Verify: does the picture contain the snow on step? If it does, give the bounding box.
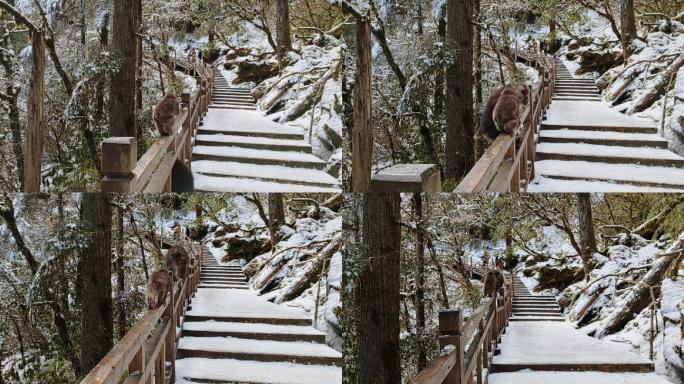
[195,134,311,151]
[193,160,338,186]
[544,101,655,130]
[532,160,684,190]
[177,336,341,363]
[529,176,682,192]
[193,146,327,169]
[489,371,673,384]
[492,322,653,371]
[539,129,668,147]
[200,109,303,137]
[536,143,684,165]
[175,358,341,384]
[186,288,311,323]
[183,320,325,338]
[194,174,340,193]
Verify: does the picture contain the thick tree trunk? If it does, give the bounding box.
[358,193,401,383]
[596,233,684,337]
[620,0,637,59]
[577,193,597,278]
[115,206,126,339]
[24,31,45,192]
[268,193,286,248]
[352,18,372,192]
[276,0,292,70]
[79,193,113,374]
[109,0,139,137]
[445,0,475,181]
[412,193,427,370]
[433,4,446,118]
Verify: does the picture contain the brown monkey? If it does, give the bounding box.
[153,94,181,136]
[484,270,498,298]
[166,244,189,281]
[479,84,531,142]
[171,160,194,193]
[493,84,531,138]
[146,270,171,309]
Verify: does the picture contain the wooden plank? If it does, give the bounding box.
[455,135,513,193]
[414,352,459,384]
[24,31,45,192]
[123,317,170,384]
[142,153,176,193]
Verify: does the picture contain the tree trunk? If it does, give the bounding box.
[276,0,292,70]
[109,0,139,137]
[444,0,475,181]
[620,0,637,59]
[24,31,45,192]
[577,193,597,278]
[596,233,684,337]
[412,193,427,370]
[433,4,446,118]
[358,193,401,383]
[79,193,113,374]
[268,193,285,248]
[630,53,684,113]
[115,206,126,339]
[95,3,110,122]
[352,18,372,192]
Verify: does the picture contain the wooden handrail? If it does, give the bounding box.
[456,50,556,193]
[414,273,513,384]
[80,243,204,384]
[101,62,214,192]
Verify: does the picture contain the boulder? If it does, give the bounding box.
[574,48,624,74]
[536,264,584,290]
[235,60,279,84]
[221,236,271,262]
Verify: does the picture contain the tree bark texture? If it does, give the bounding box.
[109,0,139,137]
[276,0,292,69]
[620,0,637,58]
[24,31,45,192]
[445,0,475,180]
[352,18,372,192]
[79,193,113,375]
[357,193,401,384]
[412,193,427,370]
[577,193,597,277]
[268,193,286,247]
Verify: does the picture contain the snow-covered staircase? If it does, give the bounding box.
[530,59,684,191]
[175,252,342,384]
[511,276,564,322]
[190,70,341,192]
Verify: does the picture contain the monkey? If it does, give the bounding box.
[478,84,531,143]
[153,94,181,136]
[483,269,504,298]
[493,84,531,139]
[165,244,189,281]
[146,270,171,309]
[171,160,194,193]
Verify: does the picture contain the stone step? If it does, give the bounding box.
[555,79,596,84]
[177,337,342,366]
[490,362,654,373]
[195,134,312,153]
[209,103,258,110]
[197,111,305,140]
[555,88,599,94]
[185,313,312,326]
[535,160,684,190]
[175,358,341,384]
[552,95,602,101]
[212,98,255,106]
[510,316,565,322]
[201,278,247,284]
[512,310,562,315]
[193,146,327,170]
[181,321,326,343]
[198,284,250,289]
[541,122,657,134]
[192,160,340,190]
[539,129,669,148]
[536,142,684,167]
[194,175,341,193]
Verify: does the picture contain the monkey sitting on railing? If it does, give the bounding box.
[478,83,531,146]
[153,94,181,136]
[484,269,505,298]
[146,270,171,309]
[166,244,189,281]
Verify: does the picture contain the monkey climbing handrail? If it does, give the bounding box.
[413,274,513,384]
[80,242,203,384]
[100,63,214,192]
[456,50,556,193]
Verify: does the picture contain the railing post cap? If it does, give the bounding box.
[102,137,137,176]
[370,163,441,192]
[439,309,463,333]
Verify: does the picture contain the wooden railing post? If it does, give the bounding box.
[164,274,176,383]
[370,164,442,192]
[439,310,464,384]
[352,16,372,192]
[101,137,137,192]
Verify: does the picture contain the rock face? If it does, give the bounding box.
[534,264,584,290]
[567,48,624,74]
[217,236,271,262]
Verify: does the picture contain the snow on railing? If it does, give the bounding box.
[100,62,213,192]
[80,243,203,384]
[413,273,513,384]
[456,51,556,193]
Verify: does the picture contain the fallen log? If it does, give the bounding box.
[277,233,342,302]
[595,232,684,337]
[279,61,338,123]
[629,53,684,113]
